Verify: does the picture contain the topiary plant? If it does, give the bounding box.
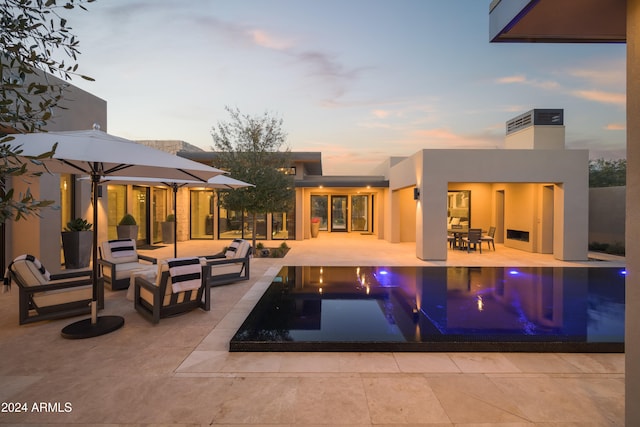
[118,214,136,226]
[64,218,92,231]
[166,213,175,222]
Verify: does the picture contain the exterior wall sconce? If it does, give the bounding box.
[413,187,420,200]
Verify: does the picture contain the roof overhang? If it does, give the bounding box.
[296,176,388,188]
[489,0,627,43]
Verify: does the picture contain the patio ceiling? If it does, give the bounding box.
[489,0,626,43]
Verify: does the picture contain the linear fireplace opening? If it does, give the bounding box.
[507,229,530,242]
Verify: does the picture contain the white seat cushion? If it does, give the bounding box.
[225,239,250,259]
[32,279,92,308]
[101,239,140,264]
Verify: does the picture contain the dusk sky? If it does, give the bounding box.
[64,0,626,175]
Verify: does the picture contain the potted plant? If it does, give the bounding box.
[61,218,93,269]
[117,213,138,240]
[310,217,320,238]
[161,213,175,244]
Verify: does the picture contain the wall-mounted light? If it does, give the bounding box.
[413,187,420,200]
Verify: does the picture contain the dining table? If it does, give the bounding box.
[447,227,485,250]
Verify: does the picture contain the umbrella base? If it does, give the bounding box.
[61,315,125,339]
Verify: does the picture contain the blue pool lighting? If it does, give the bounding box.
[230,266,625,353]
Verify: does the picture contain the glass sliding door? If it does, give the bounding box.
[331,195,348,231]
[351,195,368,231]
[132,185,149,245]
[107,185,126,240]
[60,174,74,264]
[152,187,168,243]
[272,205,296,240]
[190,190,214,239]
[311,195,328,231]
[219,207,243,239]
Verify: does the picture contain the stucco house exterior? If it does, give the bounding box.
[177,108,589,263]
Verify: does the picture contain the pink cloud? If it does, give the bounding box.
[248,29,292,50]
[372,109,390,118]
[572,90,626,106]
[605,123,626,131]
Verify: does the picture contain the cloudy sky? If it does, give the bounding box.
[62,0,627,174]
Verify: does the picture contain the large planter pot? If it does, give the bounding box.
[61,230,92,269]
[161,222,175,244]
[117,225,138,240]
[310,222,320,238]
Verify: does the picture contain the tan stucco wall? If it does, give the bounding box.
[28,73,107,132]
[505,125,565,150]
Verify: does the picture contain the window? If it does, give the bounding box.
[447,190,471,228]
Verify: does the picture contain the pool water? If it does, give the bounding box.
[230,266,625,352]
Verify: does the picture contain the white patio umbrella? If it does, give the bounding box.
[94,174,255,257]
[9,126,225,338]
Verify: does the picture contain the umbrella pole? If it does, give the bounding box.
[173,184,178,258]
[60,171,125,339]
[91,173,100,324]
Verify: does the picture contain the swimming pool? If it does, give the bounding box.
[230,266,625,352]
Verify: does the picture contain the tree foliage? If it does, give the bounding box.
[1,0,95,133]
[0,142,57,222]
[1,0,94,223]
[589,158,626,188]
[211,106,294,246]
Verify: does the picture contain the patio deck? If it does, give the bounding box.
[0,234,625,425]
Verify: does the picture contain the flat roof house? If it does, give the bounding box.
[177,108,588,262]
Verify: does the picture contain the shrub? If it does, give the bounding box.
[256,242,265,250]
[270,248,282,258]
[118,214,137,226]
[166,214,175,222]
[65,218,92,231]
[589,241,626,256]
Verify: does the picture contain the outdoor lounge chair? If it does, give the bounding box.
[98,239,157,290]
[203,238,251,287]
[133,257,209,324]
[5,254,103,325]
[461,228,483,253]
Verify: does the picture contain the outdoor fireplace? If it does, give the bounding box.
[507,229,530,242]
